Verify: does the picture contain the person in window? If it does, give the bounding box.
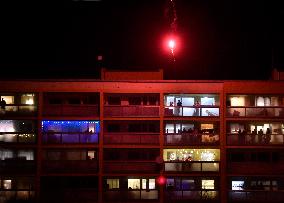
[194,100,200,116]
[176,100,182,116]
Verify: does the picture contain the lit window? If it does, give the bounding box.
[142,179,155,190]
[107,179,119,189]
[3,180,12,189]
[201,97,215,105]
[128,179,140,189]
[149,179,155,189]
[21,94,35,105]
[0,96,14,104]
[87,151,96,160]
[232,181,244,190]
[202,180,214,189]
[230,97,245,106]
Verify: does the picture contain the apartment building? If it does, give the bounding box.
[1,70,284,203]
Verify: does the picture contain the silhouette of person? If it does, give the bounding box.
[176,100,182,115]
[1,98,6,110]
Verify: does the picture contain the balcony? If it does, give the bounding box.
[0,159,35,174]
[164,190,219,201]
[0,133,36,144]
[164,106,219,117]
[0,190,35,202]
[164,161,219,172]
[227,133,284,145]
[63,189,98,203]
[165,133,219,146]
[42,160,98,173]
[227,162,284,174]
[42,132,99,144]
[103,190,159,201]
[229,190,284,202]
[103,161,159,173]
[0,104,37,117]
[104,105,159,117]
[43,104,99,117]
[227,107,284,118]
[104,133,159,145]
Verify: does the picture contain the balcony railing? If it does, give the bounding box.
[103,161,159,173]
[0,132,36,143]
[42,132,99,144]
[227,107,284,117]
[165,190,219,201]
[227,133,284,145]
[43,104,99,117]
[42,160,98,173]
[0,160,36,173]
[103,190,159,201]
[165,133,219,145]
[164,161,220,172]
[104,105,160,117]
[228,190,284,202]
[164,106,219,117]
[104,132,159,145]
[228,162,284,174]
[0,104,37,116]
[0,190,35,202]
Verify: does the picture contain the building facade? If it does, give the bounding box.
[1,77,284,203]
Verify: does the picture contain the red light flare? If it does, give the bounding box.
[156,175,166,186]
[162,34,181,57]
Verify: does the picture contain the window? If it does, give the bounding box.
[108,97,121,105]
[128,179,140,189]
[3,180,12,189]
[182,179,195,190]
[87,151,96,160]
[232,181,244,190]
[142,179,155,190]
[202,180,214,189]
[0,96,14,104]
[21,94,35,105]
[107,179,119,189]
[230,96,245,106]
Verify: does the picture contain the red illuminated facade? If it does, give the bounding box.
[1,71,284,203]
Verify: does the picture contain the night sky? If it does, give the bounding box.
[1,0,283,80]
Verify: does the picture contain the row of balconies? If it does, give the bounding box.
[2,93,284,118]
[3,175,284,203]
[3,132,284,146]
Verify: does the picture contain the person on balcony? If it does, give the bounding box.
[264,128,271,144]
[194,100,200,116]
[176,100,182,116]
[258,129,264,144]
[0,98,6,111]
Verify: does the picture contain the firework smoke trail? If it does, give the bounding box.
[167,0,178,33]
[165,0,178,62]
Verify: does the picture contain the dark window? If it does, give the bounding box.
[107,124,120,132]
[230,153,245,162]
[49,98,62,104]
[68,98,81,104]
[149,96,158,105]
[129,124,140,132]
[129,97,141,105]
[272,152,280,162]
[108,97,121,105]
[258,152,270,162]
